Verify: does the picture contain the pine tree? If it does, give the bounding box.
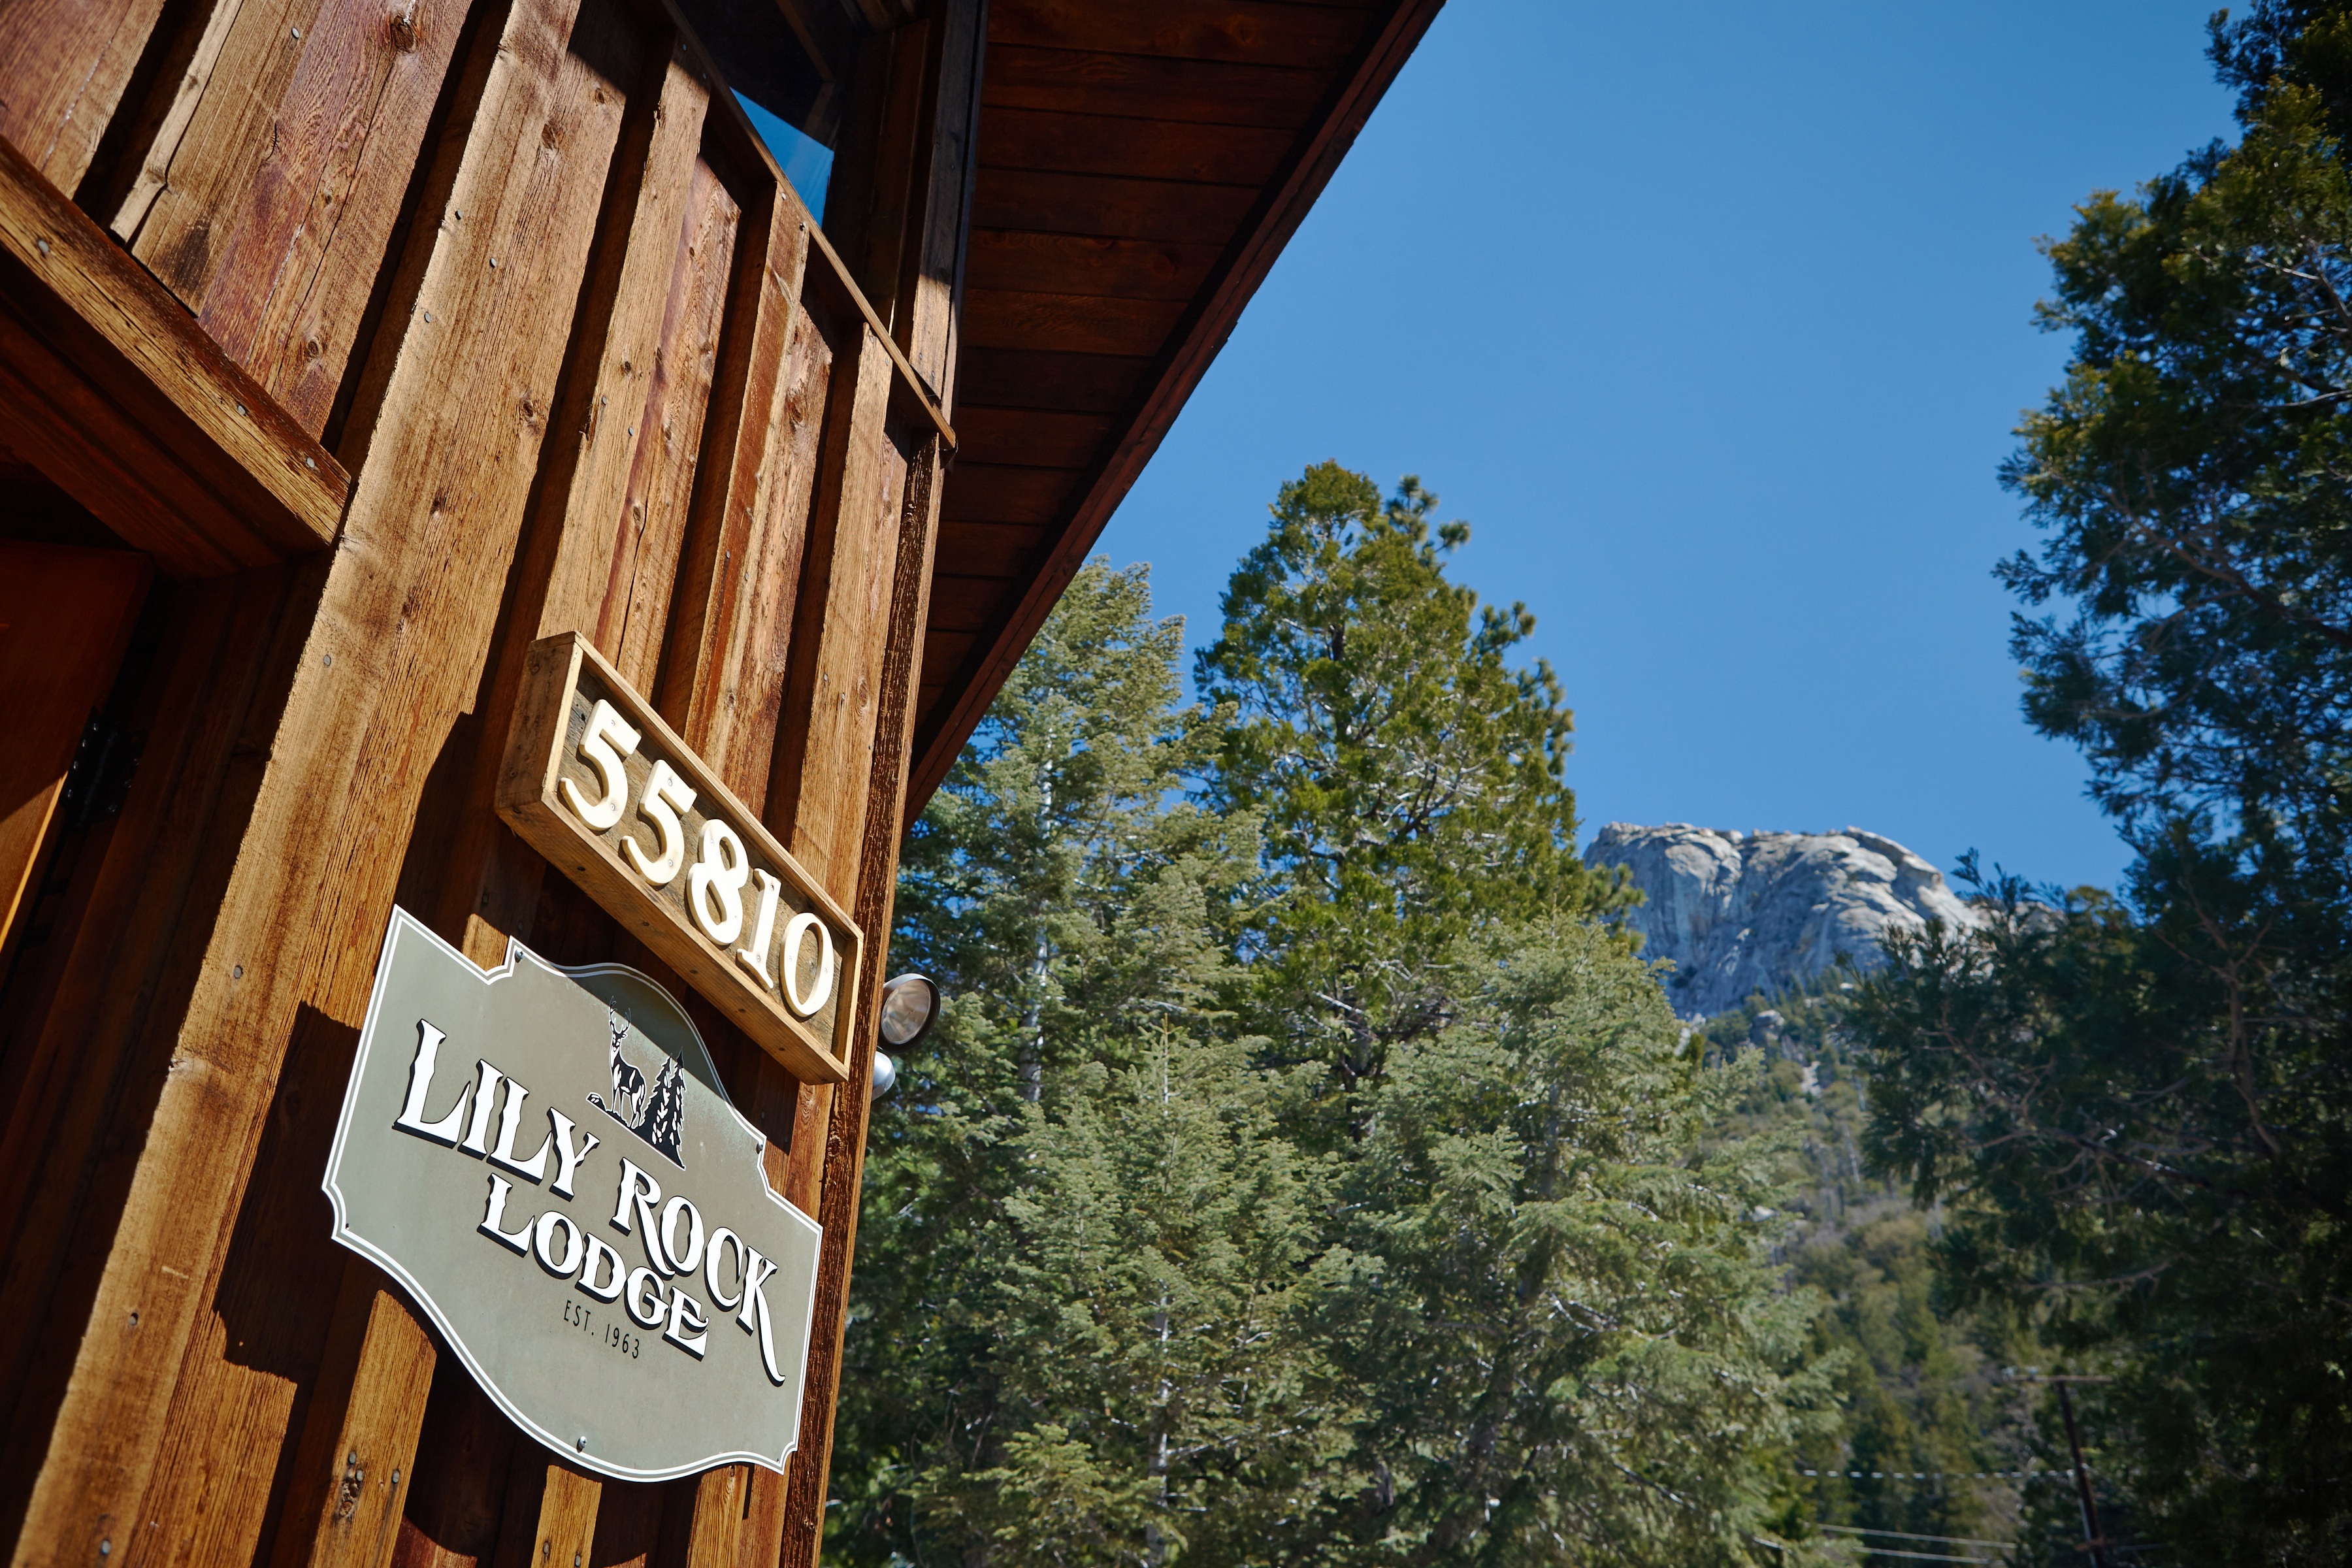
[924,1034,1352,1567]
[839,491,1838,1568]
[1194,463,1620,1092]
[832,561,1261,1564]
[1310,921,1837,1566]
[1851,10,2352,1553]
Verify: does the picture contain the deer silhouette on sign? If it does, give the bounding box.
[587,1009,685,1168]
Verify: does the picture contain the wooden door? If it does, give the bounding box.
[0,540,149,970]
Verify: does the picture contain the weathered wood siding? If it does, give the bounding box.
[0,0,981,1563]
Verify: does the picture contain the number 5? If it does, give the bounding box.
[623,760,696,887]
[561,700,640,830]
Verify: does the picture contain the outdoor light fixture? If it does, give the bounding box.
[871,973,938,1101]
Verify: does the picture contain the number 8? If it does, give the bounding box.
[688,821,751,945]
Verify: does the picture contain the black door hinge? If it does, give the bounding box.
[60,713,145,833]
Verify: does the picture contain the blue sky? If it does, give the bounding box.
[1091,1,2241,894]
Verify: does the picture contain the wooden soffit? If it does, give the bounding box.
[907,0,1446,808]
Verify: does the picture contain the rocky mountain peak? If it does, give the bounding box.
[1585,823,1981,1019]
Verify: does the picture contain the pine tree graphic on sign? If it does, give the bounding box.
[642,1058,685,1164]
[587,1009,687,1168]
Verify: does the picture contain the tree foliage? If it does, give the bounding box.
[838,476,1831,1567]
[1195,463,1616,1088]
[833,563,1260,1561]
[1320,924,1832,1566]
[927,1035,1351,1568]
[1853,11,2352,1558]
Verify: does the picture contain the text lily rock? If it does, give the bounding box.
[393,1019,798,1382]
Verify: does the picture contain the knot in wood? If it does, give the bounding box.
[387,11,417,50]
[334,1456,365,1522]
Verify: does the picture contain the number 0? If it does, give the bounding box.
[778,913,836,1018]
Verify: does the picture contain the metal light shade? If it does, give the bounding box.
[870,974,937,1102]
[878,973,938,1049]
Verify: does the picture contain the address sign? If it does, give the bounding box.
[497,632,860,1085]
[325,907,823,1480]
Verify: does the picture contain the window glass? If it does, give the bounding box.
[735,92,833,223]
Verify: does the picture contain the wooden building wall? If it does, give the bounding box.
[0,0,981,1563]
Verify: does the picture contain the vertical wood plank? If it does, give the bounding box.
[387,1378,515,1568]
[485,1462,596,1568]
[671,1468,742,1568]
[654,186,812,762]
[98,0,255,233]
[0,0,169,191]
[1,0,635,1548]
[262,1264,436,1568]
[536,37,711,679]
[578,1477,665,1568]
[714,1041,811,1568]
[116,0,468,433]
[712,302,834,800]
[892,0,981,412]
[592,148,740,687]
[0,563,318,1548]
[777,434,944,1568]
[123,1005,403,1568]
[244,0,470,431]
[765,321,903,898]
[425,29,710,969]
[122,0,343,293]
[818,20,922,333]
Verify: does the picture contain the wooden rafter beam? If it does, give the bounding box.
[0,135,347,578]
[903,0,1448,811]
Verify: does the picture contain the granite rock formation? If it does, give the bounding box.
[1585,823,1982,1019]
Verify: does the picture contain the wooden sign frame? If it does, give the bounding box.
[498,632,860,1085]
